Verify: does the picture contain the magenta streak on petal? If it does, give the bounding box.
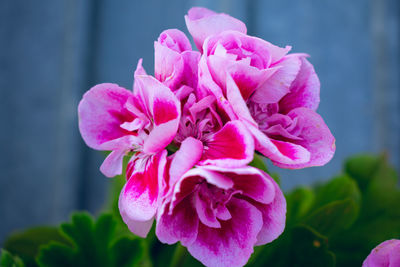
[156,194,199,246]
[153,99,179,125]
[200,120,254,167]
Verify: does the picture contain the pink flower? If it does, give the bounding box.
[190,11,335,168]
[79,61,181,237]
[174,88,254,168]
[185,7,247,52]
[154,29,200,91]
[78,61,180,177]
[363,239,400,267]
[155,138,286,267]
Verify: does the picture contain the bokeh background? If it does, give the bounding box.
[1,0,399,244]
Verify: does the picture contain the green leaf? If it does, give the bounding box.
[313,175,361,210]
[36,243,75,267]
[4,227,69,267]
[286,187,315,225]
[289,225,336,267]
[36,213,144,267]
[344,154,382,191]
[249,154,269,172]
[109,237,143,267]
[1,249,25,267]
[305,198,359,237]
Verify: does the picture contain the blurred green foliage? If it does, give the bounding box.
[1,154,399,266]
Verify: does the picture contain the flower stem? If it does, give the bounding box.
[170,244,187,267]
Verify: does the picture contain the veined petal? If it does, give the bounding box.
[118,150,167,236]
[200,121,254,167]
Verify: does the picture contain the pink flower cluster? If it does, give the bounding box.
[78,7,335,267]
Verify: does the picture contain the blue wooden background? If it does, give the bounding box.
[1,0,399,243]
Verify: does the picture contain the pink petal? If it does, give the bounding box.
[181,50,201,88]
[195,190,221,228]
[154,41,184,89]
[253,177,286,245]
[225,73,257,124]
[157,29,192,52]
[198,56,238,119]
[247,122,311,165]
[363,239,400,267]
[100,149,126,177]
[156,194,199,246]
[78,83,134,150]
[119,150,167,236]
[226,167,276,205]
[251,55,302,104]
[169,137,203,186]
[185,7,247,52]
[279,56,320,113]
[200,121,254,167]
[133,75,181,154]
[187,198,263,267]
[183,167,234,191]
[272,108,335,169]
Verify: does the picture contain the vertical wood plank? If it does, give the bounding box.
[253,0,376,189]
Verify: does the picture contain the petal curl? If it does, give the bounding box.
[185,7,247,52]
[279,56,320,113]
[133,75,181,154]
[78,83,134,150]
[272,108,335,168]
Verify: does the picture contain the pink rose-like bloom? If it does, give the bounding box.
[156,138,286,267]
[79,60,181,237]
[154,29,200,90]
[186,7,335,168]
[363,239,400,267]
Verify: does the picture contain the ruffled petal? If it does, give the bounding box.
[247,122,311,165]
[279,56,320,113]
[187,198,263,267]
[251,55,301,104]
[272,108,335,168]
[185,7,247,52]
[156,194,199,246]
[253,176,286,245]
[133,75,181,154]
